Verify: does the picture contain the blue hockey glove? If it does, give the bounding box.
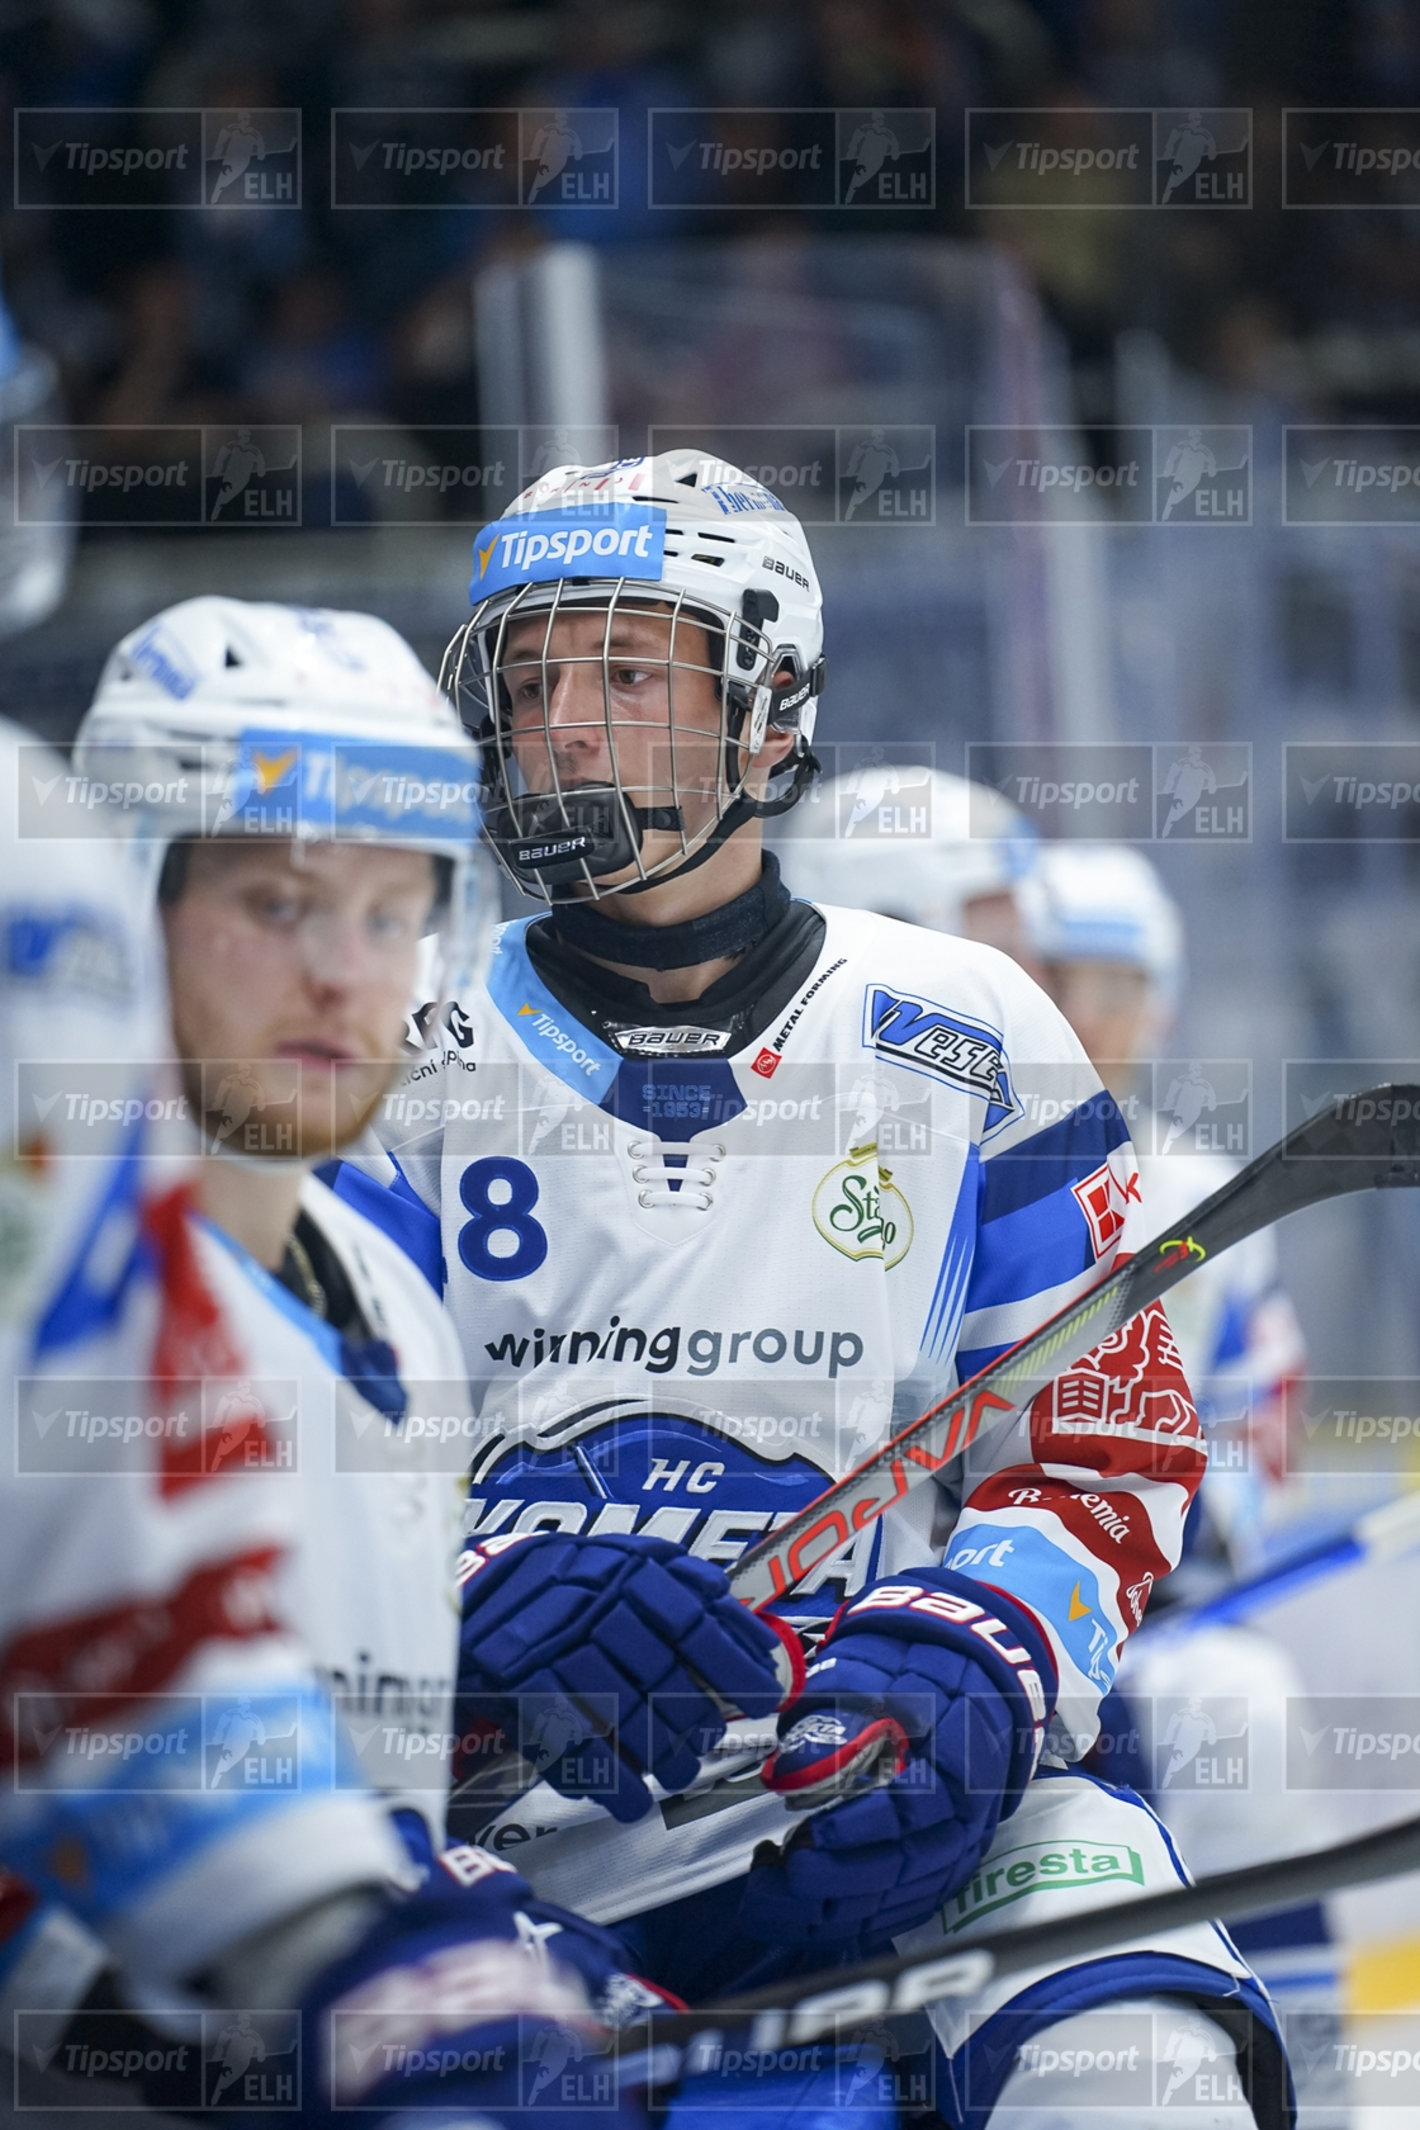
[739,1568,1056,1954]
[297,1842,659,2130]
[455,1531,803,1824]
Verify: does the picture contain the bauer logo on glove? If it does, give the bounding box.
[742,1566,1057,1955]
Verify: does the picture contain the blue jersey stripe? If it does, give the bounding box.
[1211,1292,1251,1367]
[960,1182,1096,1316]
[953,1337,1014,1382]
[979,1096,1130,1225]
[921,1141,980,1362]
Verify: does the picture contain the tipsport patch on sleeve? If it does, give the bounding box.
[469,504,667,600]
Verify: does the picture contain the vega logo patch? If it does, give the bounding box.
[864,986,1018,1127]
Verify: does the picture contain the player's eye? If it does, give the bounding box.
[367,902,420,944]
[242,884,304,927]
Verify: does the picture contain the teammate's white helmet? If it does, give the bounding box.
[774,769,1037,934]
[442,449,826,902]
[1029,842,1185,1006]
[74,597,486,996]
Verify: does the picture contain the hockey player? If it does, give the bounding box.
[0,643,647,2126]
[1026,841,1343,2107]
[1027,841,1306,1561]
[342,452,1291,2127]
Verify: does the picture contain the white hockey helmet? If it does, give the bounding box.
[442,449,826,902]
[74,597,486,998]
[1029,842,1185,1007]
[774,768,1037,934]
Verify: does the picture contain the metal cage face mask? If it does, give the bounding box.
[443,578,807,904]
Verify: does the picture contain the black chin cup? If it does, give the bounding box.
[486,786,682,890]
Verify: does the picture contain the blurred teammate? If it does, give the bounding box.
[0,623,646,2128]
[1029,841,1305,1559]
[773,766,1042,975]
[1028,841,1344,2111]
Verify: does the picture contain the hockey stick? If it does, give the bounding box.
[450,1086,1420,1823]
[729,1083,1420,1607]
[627,1806,1420,2062]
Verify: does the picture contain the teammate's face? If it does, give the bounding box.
[162,840,433,1159]
[1046,959,1153,1080]
[962,889,1043,979]
[499,602,792,886]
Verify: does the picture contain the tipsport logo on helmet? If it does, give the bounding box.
[469,504,668,602]
[211,730,479,847]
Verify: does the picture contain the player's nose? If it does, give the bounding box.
[542,654,606,735]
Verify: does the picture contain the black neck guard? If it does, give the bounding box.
[548,852,792,972]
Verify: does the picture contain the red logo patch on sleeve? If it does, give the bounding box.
[1030,1303,1204,1483]
[1071,1159,1139,1260]
[751,1048,781,1079]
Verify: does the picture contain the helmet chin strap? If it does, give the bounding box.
[607,740,820,899]
[550,849,793,971]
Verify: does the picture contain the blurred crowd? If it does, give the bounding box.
[3,0,1420,459]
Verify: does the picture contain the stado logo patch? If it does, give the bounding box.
[469,504,667,598]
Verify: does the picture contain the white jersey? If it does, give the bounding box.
[0,719,415,1992]
[360,902,1206,1922]
[188,1174,469,1833]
